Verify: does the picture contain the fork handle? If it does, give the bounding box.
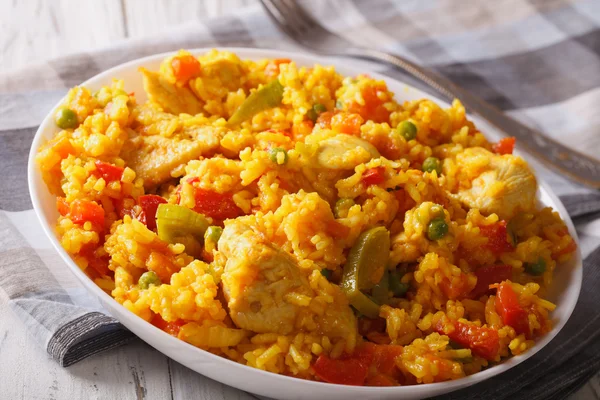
[346,48,600,189]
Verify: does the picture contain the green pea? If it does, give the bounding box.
[525,258,546,276]
[55,108,78,129]
[389,270,409,297]
[138,271,161,290]
[422,157,442,175]
[334,198,355,218]
[427,217,449,241]
[306,108,318,122]
[321,269,332,280]
[268,147,288,165]
[398,121,417,141]
[313,103,327,113]
[206,226,223,243]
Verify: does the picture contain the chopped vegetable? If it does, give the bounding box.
[331,112,364,135]
[70,200,105,228]
[480,221,514,255]
[397,121,417,141]
[422,157,442,174]
[151,313,185,337]
[525,258,546,276]
[138,271,161,289]
[171,55,201,83]
[156,203,209,248]
[57,197,70,216]
[55,108,78,129]
[228,80,284,125]
[334,198,355,219]
[268,147,288,165]
[389,270,409,297]
[434,319,500,360]
[341,227,390,318]
[371,269,390,304]
[493,137,516,155]
[94,160,124,182]
[306,103,326,122]
[138,194,167,231]
[313,346,374,386]
[193,188,242,221]
[470,264,512,298]
[495,282,530,336]
[362,167,386,186]
[264,58,291,78]
[427,217,449,241]
[321,269,332,280]
[206,226,223,244]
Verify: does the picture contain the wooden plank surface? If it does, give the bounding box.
[0,1,599,399]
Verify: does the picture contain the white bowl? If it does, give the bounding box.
[28,48,582,400]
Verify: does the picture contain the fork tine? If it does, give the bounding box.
[260,0,318,38]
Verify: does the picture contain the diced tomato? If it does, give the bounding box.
[331,112,364,135]
[470,264,513,298]
[480,221,514,255]
[316,111,335,129]
[150,313,186,337]
[493,137,516,155]
[327,220,350,239]
[265,58,291,78]
[362,167,386,186]
[171,55,201,83]
[79,243,111,277]
[313,345,374,386]
[193,188,242,221]
[70,200,105,228]
[138,194,167,231]
[370,343,404,375]
[365,374,397,386]
[94,160,124,182]
[434,319,500,360]
[57,197,70,216]
[52,137,75,158]
[495,282,530,336]
[348,85,391,123]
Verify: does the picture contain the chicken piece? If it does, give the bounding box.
[121,125,222,188]
[454,147,537,220]
[141,68,204,115]
[218,218,356,336]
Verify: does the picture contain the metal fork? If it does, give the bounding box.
[260,0,600,189]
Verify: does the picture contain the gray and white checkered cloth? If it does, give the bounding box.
[1,1,600,399]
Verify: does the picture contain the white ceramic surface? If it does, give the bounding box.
[28,48,582,400]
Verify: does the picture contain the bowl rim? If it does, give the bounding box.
[27,47,583,397]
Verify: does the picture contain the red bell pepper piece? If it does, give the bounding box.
[434,319,500,360]
[495,282,530,336]
[362,167,386,186]
[313,345,374,386]
[470,265,513,298]
[70,200,105,228]
[493,137,516,155]
[480,221,514,255]
[94,160,124,182]
[193,188,241,221]
[138,194,167,231]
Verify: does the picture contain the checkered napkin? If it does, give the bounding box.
[1,0,600,398]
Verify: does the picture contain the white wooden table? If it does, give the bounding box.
[1,1,599,399]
